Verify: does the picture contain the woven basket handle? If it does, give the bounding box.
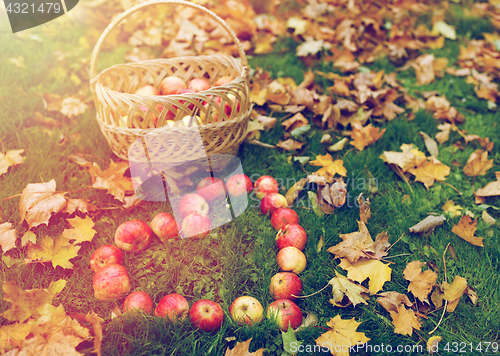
[89,0,249,81]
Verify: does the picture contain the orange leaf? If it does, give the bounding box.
[315,315,370,356]
[276,139,305,151]
[451,215,484,247]
[389,305,421,336]
[403,261,438,302]
[348,122,386,151]
[463,149,494,177]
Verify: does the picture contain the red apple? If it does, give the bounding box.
[189,299,224,332]
[181,214,212,239]
[139,103,166,127]
[160,76,187,95]
[255,175,280,199]
[214,94,240,119]
[260,193,287,215]
[155,293,190,322]
[269,272,302,300]
[277,246,307,274]
[229,296,264,326]
[178,193,209,219]
[93,264,131,301]
[90,244,124,273]
[135,84,160,96]
[276,223,307,251]
[196,177,227,203]
[123,291,154,314]
[215,76,235,86]
[188,78,211,92]
[271,208,299,230]
[150,212,179,242]
[267,299,303,331]
[114,219,152,253]
[226,174,253,197]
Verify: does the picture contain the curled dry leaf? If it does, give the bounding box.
[403,261,438,302]
[294,312,319,333]
[427,336,442,354]
[451,215,484,247]
[281,112,309,131]
[357,193,371,224]
[329,272,370,308]
[19,179,68,229]
[285,178,308,207]
[87,161,134,203]
[419,131,438,157]
[0,149,25,176]
[0,222,17,253]
[408,214,446,235]
[475,171,500,202]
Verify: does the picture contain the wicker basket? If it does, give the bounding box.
[89,0,251,166]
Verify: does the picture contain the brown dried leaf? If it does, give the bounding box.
[19,180,67,229]
[0,222,17,253]
[357,194,371,224]
[60,97,88,118]
[463,150,494,177]
[329,272,370,308]
[89,161,134,203]
[408,215,446,234]
[389,305,421,336]
[377,291,413,313]
[412,54,436,85]
[285,178,308,207]
[403,261,438,302]
[476,172,500,199]
[63,199,97,215]
[42,92,63,112]
[0,149,25,177]
[276,139,305,152]
[348,122,386,151]
[442,275,468,312]
[281,113,309,131]
[327,221,374,263]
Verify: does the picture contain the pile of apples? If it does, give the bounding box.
[119,75,239,127]
[89,173,308,333]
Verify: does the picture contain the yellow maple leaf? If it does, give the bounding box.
[463,149,494,177]
[442,200,463,217]
[224,338,265,356]
[442,275,468,312]
[315,315,370,356]
[19,180,67,229]
[348,122,386,151]
[328,272,370,308]
[0,322,31,352]
[408,156,450,189]
[403,261,438,302]
[2,279,66,323]
[451,215,484,247]
[90,160,134,203]
[309,154,347,183]
[0,149,25,176]
[250,83,267,106]
[380,144,426,172]
[338,258,392,294]
[389,305,421,336]
[0,222,17,253]
[26,236,81,269]
[61,216,97,244]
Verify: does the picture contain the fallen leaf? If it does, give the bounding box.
[329,179,347,207]
[250,83,267,106]
[26,236,81,269]
[307,191,324,217]
[286,17,308,35]
[427,336,442,354]
[348,122,386,151]
[389,304,421,336]
[281,113,309,131]
[224,338,265,356]
[42,93,63,112]
[329,272,370,307]
[442,200,463,217]
[315,315,369,356]
[412,54,436,85]
[435,123,453,144]
[451,215,484,247]
[327,221,374,263]
[408,156,450,189]
[296,37,331,57]
[19,180,67,229]
[328,137,349,152]
[475,171,500,201]
[282,327,303,354]
[408,214,446,234]
[377,291,413,313]
[431,21,456,39]
[419,131,438,157]
[88,161,134,203]
[277,139,305,151]
[285,178,308,207]
[0,149,25,176]
[339,258,392,294]
[309,154,347,182]
[442,275,468,312]
[317,235,324,253]
[357,193,371,224]
[0,222,17,253]
[482,210,496,225]
[403,261,438,302]
[61,216,97,244]
[9,55,25,68]
[63,199,98,215]
[21,231,37,247]
[463,150,494,177]
[60,97,88,118]
[294,312,318,333]
[256,115,277,131]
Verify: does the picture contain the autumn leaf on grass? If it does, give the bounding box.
[26,236,80,269]
[2,279,67,322]
[19,179,67,229]
[309,154,347,183]
[389,304,422,336]
[0,222,17,253]
[250,83,267,106]
[328,272,370,308]
[63,199,98,215]
[0,149,25,176]
[408,215,446,234]
[348,122,386,151]
[403,261,438,302]
[463,150,494,177]
[60,97,88,118]
[408,156,450,189]
[475,172,500,203]
[285,178,308,207]
[328,221,374,263]
[224,338,265,356]
[62,216,97,244]
[380,143,426,172]
[277,139,305,151]
[281,113,309,132]
[412,54,436,85]
[266,80,290,105]
[451,215,484,247]
[442,200,462,217]
[357,194,371,224]
[442,276,468,312]
[339,258,392,294]
[315,315,369,356]
[377,291,413,313]
[89,161,134,203]
[435,123,453,144]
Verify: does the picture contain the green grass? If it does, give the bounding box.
[1,2,500,356]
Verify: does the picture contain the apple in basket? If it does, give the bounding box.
[160,76,187,95]
[197,177,227,203]
[150,212,180,242]
[181,214,212,239]
[215,76,235,86]
[93,263,131,301]
[135,85,160,96]
[178,193,210,218]
[267,299,303,331]
[271,208,299,230]
[155,293,190,322]
[122,291,154,314]
[114,219,152,253]
[188,78,211,92]
[90,244,124,273]
[189,299,224,332]
[269,272,302,300]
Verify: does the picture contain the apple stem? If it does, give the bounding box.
[292,283,329,299]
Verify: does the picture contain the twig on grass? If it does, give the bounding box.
[428,242,451,335]
[292,283,330,299]
[386,233,404,253]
